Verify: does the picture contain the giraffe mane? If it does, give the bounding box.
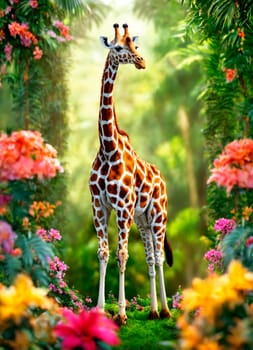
[113,104,130,139]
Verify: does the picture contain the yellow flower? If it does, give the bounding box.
[197,338,222,350]
[177,318,201,349]
[0,274,54,326]
[178,261,253,350]
[181,261,253,322]
[227,260,253,291]
[181,274,225,323]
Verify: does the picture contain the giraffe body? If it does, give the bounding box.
[89,24,173,325]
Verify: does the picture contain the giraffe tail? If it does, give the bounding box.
[164,235,173,267]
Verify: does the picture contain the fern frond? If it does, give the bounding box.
[3,255,22,284]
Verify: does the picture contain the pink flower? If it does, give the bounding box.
[48,228,62,241]
[172,289,182,309]
[29,0,38,8]
[204,249,223,272]
[214,218,236,238]
[54,308,120,350]
[5,6,12,14]
[33,46,43,60]
[4,43,13,62]
[0,194,11,207]
[207,139,253,193]
[53,20,72,41]
[36,228,61,242]
[0,220,17,254]
[246,236,253,247]
[0,130,63,181]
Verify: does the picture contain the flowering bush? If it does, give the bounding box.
[0,273,60,349]
[0,0,72,70]
[0,130,85,311]
[0,274,120,350]
[0,130,63,181]
[177,260,253,350]
[207,138,253,193]
[203,218,236,273]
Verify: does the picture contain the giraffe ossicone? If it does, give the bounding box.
[89,23,173,326]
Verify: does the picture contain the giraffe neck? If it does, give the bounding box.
[99,55,124,156]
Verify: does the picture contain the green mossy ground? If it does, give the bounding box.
[105,304,179,350]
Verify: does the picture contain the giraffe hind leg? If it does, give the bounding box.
[135,216,159,319]
[152,232,171,319]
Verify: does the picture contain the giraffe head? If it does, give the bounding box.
[100,23,146,70]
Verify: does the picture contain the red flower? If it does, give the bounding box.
[29,0,38,8]
[238,28,245,38]
[246,236,253,247]
[223,68,237,82]
[54,308,120,350]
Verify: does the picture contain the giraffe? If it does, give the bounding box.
[89,23,173,325]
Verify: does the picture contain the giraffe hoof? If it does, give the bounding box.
[148,310,159,320]
[160,309,171,319]
[113,314,127,326]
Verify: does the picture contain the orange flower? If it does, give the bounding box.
[0,207,7,215]
[29,201,56,221]
[0,29,5,42]
[242,206,253,221]
[22,217,30,228]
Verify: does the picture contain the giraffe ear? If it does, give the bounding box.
[132,36,139,43]
[100,36,114,49]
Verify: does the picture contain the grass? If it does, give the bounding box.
[105,303,179,350]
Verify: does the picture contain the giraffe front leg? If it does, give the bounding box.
[114,213,133,326]
[97,246,109,310]
[114,247,128,326]
[91,198,111,311]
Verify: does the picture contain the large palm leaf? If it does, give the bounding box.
[55,0,108,21]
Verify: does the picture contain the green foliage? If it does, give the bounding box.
[221,225,253,271]
[182,0,253,224]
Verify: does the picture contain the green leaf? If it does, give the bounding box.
[29,236,54,267]
[3,255,22,283]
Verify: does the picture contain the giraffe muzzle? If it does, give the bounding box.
[134,56,146,69]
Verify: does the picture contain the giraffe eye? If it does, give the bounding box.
[115,46,123,52]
